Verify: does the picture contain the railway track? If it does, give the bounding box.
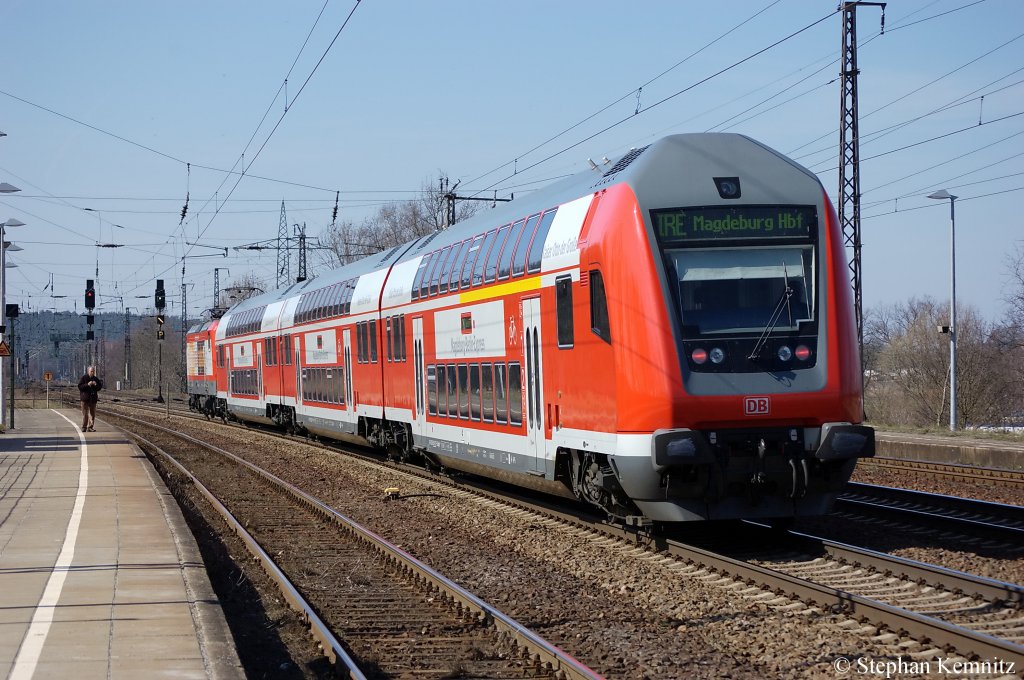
[835,483,1024,546]
[102,402,1024,667]
[110,410,600,680]
[857,456,1024,489]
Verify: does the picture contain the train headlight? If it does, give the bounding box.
[795,345,812,361]
[777,345,792,362]
[709,347,725,364]
[691,348,708,365]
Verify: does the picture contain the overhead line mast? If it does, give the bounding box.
[838,1,885,369]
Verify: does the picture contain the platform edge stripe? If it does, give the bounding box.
[9,411,90,680]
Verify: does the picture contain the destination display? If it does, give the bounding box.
[652,205,816,242]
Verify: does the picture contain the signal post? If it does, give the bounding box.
[156,279,165,403]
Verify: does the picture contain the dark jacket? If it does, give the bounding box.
[78,374,103,404]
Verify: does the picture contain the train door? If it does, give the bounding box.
[343,329,353,410]
[294,335,302,405]
[411,317,425,438]
[522,297,545,474]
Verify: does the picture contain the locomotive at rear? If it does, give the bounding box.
[571,134,873,522]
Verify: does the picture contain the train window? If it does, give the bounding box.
[498,220,525,280]
[427,365,437,415]
[446,364,458,418]
[385,318,393,362]
[301,369,307,399]
[438,364,449,417]
[342,281,354,315]
[481,363,493,422]
[339,368,346,405]
[437,243,459,294]
[460,234,485,289]
[284,335,293,365]
[326,369,334,403]
[396,315,405,361]
[527,209,558,274]
[556,275,574,348]
[429,246,453,296]
[484,225,510,283]
[495,363,508,425]
[507,362,523,427]
[668,246,814,336]
[311,289,322,321]
[472,230,498,287]
[525,335,533,428]
[445,240,470,292]
[411,257,430,300]
[458,364,470,419]
[357,322,366,363]
[369,319,378,363]
[469,363,481,421]
[512,214,540,278]
[331,284,341,317]
[420,250,440,299]
[590,270,611,344]
[217,346,226,368]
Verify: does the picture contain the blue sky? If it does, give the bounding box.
[2,0,1022,323]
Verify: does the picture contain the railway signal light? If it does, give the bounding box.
[155,279,166,310]
[85,279,95,310]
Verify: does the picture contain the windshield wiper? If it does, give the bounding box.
[748,263,794,361]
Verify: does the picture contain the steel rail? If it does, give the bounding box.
[858,457,1024,487]
[838,483,1024,543]
[122,428,367,680]
[659,536,1024,666]
[107,409,603,680]
[782,529,1024,605]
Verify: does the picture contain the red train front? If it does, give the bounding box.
[190,133,872,523]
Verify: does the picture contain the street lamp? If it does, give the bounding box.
[0,209,24,430]
[927,189,958,431]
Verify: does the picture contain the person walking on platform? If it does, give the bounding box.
[78,366,103,432]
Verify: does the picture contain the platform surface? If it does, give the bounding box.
[0,409,243,680]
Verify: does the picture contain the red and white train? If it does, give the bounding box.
[187,133,873,523]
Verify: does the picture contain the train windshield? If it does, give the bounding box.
[652,205,817,338]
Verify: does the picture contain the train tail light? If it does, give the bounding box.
[691,348,708,365]
[795,345,812,361]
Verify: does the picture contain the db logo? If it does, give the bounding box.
[744,396,771,416]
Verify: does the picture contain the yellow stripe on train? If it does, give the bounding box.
[459,275,542,304]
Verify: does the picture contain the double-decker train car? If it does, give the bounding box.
[185,319,222,418]
[189,133,873,523]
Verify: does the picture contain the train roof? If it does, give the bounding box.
[217,133,820,321]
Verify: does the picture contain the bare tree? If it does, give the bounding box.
[1004,243,1024,336]
[319,173,479,268]
[865,298,1018,427]
[222,272,269,308]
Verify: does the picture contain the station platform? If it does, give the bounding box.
[0,409,243,679]
[876,430,1024,469]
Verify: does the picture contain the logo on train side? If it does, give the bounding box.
[744,396,770,416]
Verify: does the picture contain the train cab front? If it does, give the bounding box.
[634,194,875,521]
